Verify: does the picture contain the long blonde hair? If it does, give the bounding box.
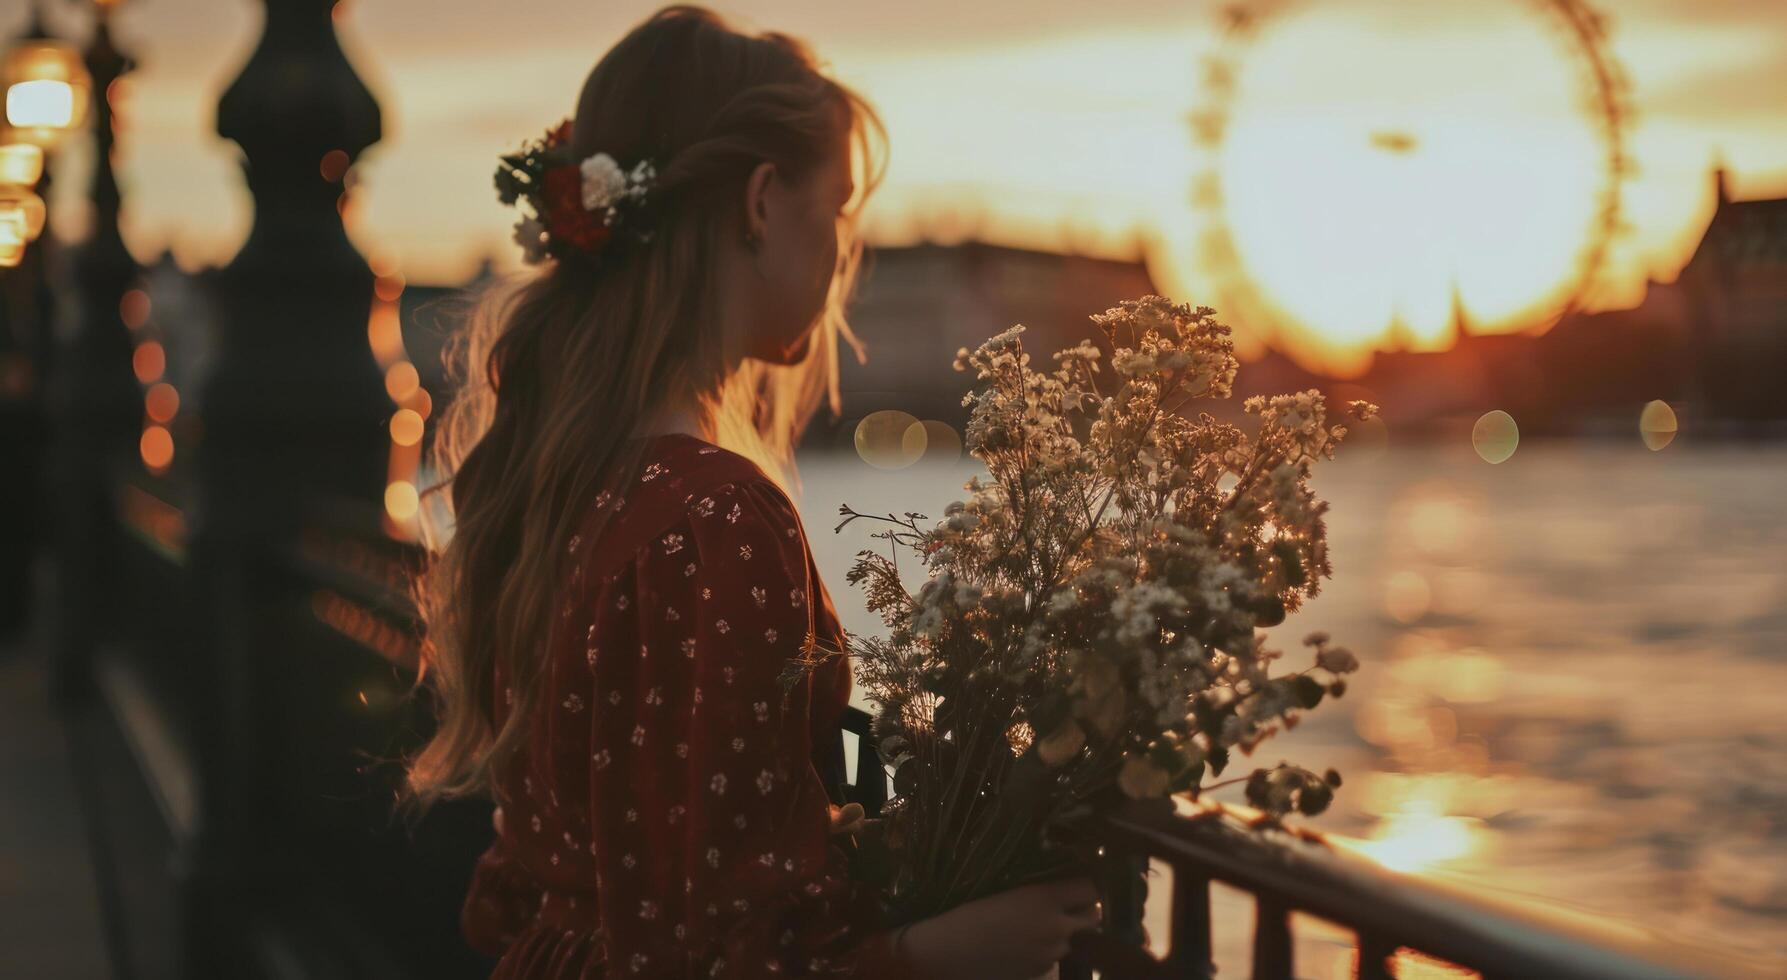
[407,5,886,807]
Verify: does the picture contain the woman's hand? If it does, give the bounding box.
[896,877,1101,980]
[828,802,866,835]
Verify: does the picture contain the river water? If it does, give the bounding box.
[790,441,1787,976]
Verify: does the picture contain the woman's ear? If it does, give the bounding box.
[743,160,776,244]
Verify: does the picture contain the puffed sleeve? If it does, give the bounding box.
[586,479,912,978]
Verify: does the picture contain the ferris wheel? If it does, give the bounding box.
[1189,0,1634,347]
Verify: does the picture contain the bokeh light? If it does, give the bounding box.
[319,148,350,183]
[120,289,152,330]
[1384,570,1432,624]
[389,408,425,447]
[0,143,44,185]
[132,341,166,384]
[907,419,963,462]
[405,386,433,420]
[384,361,420,402]
[0,187,45,241]
[855,409,924,469]
[384,481,420,522]
[145,382,179,423]
[139,425,174,471]
[0,214,24,268]
[5,79,74,129]
[367,302,405,365]
[1470,410,1519,464]
[1639,400,1678,451]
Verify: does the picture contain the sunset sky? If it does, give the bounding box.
[16,0,1787,369]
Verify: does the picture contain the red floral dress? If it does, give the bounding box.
[459,434,911,979]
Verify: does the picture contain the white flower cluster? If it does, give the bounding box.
[580,151,657,226]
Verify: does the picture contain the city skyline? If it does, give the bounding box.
[15,0,1787,370]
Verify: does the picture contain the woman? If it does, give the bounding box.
[408,7,1100,979]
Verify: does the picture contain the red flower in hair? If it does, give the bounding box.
[542,164,612,253]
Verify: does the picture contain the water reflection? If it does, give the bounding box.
[793,442,1787,972]
[1335,775,1489,873]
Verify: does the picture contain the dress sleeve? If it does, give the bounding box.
[459,834,544,958]
[587,479,912,979]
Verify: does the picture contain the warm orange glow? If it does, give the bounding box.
[384,361,420,402]
[1211,5,1612,365]
[1639,400,1678,450]
[0,143,43,185]
[368,301,405,366]
[404,385,433,420]
[390,408,425,447]
[1333,774,1489,875]
[120,289,152,329]
[132,342,166,384]
[0,212,24,268]
[1349,803,1481,873]
[320,149,351,183]
[4,34,93,150]
[385,480,420,522]
[374,273,405,301]
[145,383,179,423]
[140,425,174,470]
[0,188,46,242]
[1383,570,1432,624]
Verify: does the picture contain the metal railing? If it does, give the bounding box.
[838,708,1723,980]
[101,493,1731,980]
[1059,801,1716,980]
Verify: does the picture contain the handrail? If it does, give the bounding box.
[840,715,1733,979]
[1062,800,1728,980]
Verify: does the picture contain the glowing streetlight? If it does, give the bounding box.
[1,5,91,150]
[0,209,24,268]
[0,141,43,184]
[0,186,46,240]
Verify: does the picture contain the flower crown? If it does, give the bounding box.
[494,118,658,265]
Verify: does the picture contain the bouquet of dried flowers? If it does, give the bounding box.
[808,295,1375,925]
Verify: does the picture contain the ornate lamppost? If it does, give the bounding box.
[38,0,139,699]
[178,1,385,971]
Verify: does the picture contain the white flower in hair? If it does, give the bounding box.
[626,159,657,198]
[580,152,629,211]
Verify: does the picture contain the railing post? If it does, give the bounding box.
[1358,932,1397,980]
[1251,896,1293,980]
[1167,869,1214,979]
[187,0,383,973]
